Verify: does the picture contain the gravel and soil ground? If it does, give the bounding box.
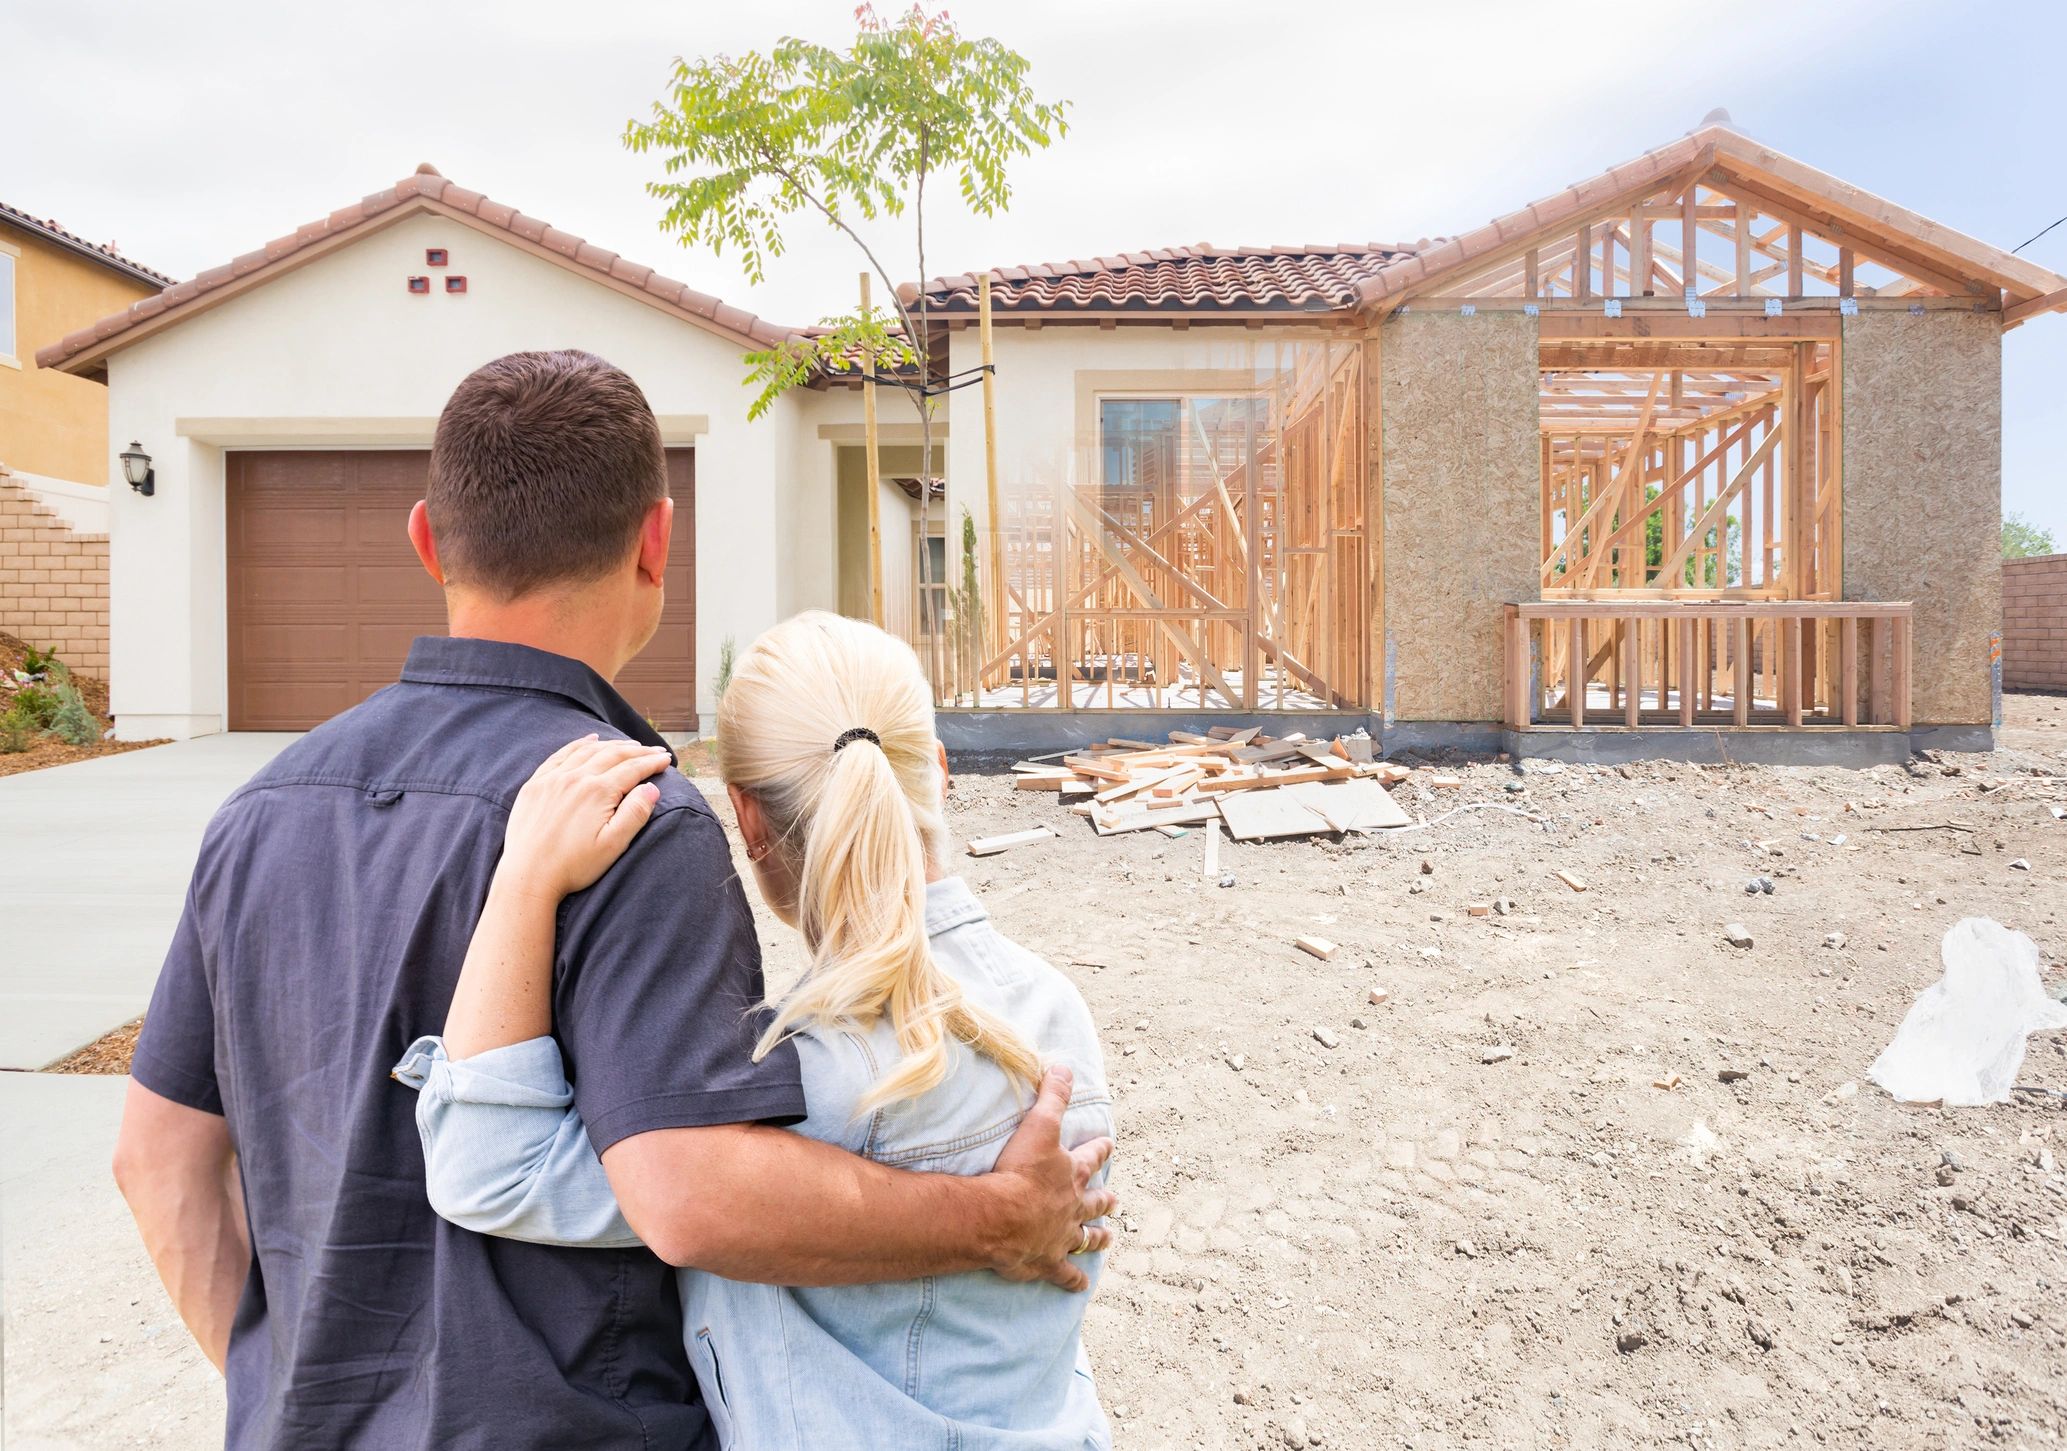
[13,695,2067,1448]
[935,692,2067,1450]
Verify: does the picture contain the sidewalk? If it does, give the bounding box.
[0,734,294,1068]
[0,1073,221,1448]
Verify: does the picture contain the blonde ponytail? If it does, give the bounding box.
[716,612,1040,1111]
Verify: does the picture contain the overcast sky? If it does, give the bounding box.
[7,0,2063,543]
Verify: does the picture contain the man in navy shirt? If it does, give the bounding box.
[111,349,1115,1449]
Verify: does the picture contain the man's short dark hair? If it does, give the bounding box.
[428,350,667,598]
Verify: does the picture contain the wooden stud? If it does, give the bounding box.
[1734,618,1752,726]
[860,272,885,628]
[1840,615,1859,727]
[1569,616,1586,727]
[978,274,1005,681]
[1783,616,1804,727]
[1624,618,1641,727]
[1891,613,1912,731]
[1678,616,1696,726]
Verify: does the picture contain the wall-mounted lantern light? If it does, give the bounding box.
[119,441,155,497]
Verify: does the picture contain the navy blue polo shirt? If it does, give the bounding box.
[132,636,806,1450]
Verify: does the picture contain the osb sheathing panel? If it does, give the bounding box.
[1842,310,2001,725]
[1380,311,1540,721]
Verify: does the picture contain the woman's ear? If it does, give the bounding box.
[935,740,951,796]
[727,782,771,859]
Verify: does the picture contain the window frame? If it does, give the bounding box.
[0,238,20,369]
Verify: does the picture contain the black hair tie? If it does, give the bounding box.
[832,726,881,753]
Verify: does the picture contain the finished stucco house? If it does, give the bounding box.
[36,120,2067,756]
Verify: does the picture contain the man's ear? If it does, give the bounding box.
[636,497,674,589]
[407,500,446,586]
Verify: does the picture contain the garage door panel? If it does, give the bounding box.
[237,506,350,552]
[228,449,697,732]
[238,565,350,608]
[354,564,448,609]
[237,623,350,665]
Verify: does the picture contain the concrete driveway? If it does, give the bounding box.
[0,734,295,1069]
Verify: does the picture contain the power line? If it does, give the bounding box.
[2012,211,2067,255]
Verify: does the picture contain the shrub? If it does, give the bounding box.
[10,684,59,729]
[44,681,99,746]
[0,707,32,754]
[19,644,58,678]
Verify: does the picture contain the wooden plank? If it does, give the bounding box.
[860,272,884,628]
[1196,763,1350,794]
[1734,618,1752,726]
[1555,869,1588,892]
[1624,619,1641,727]
[1840,615,1859,727]
[966,826,1056,857]
[1294,936,1337,961]
[1063,754,1133,783]
[1569,617,1586,727]
[1203,821,1221,879]
[1678,616,1696,727]
[978,273,1006,683]
[1892,614,1912,731]
[1783,616,1804,727]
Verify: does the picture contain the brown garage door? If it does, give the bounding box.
[226,449,696,731]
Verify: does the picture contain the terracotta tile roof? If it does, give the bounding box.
[912,243,1417,317]
[38,164,800,377]
[0,200,174,289]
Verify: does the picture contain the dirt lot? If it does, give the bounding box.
[17,697,2066,1448]
[926,694,2067,1450]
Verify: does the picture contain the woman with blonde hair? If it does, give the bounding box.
[393,611,1115,1449]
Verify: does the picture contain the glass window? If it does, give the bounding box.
[0,251,15,359]
[917,530,949,635]
[1098,396,1266,493]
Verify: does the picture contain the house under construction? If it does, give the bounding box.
[900,115,2065,759]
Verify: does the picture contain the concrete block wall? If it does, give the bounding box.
[0,469,110,677]
[2003,553,2067,692]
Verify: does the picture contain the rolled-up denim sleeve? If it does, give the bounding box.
[392,1035,641,1249]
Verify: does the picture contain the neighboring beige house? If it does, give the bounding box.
[0,204,167,670]
[38,121,2067,755]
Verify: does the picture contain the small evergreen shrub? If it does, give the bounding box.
[0,706,32,753]
[44,681,99,746]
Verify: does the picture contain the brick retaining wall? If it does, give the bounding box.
[0,470,109,677]
[2004,552,2067,692]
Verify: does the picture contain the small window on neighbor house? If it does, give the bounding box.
[0,250,15,359]
[425,247,448,266]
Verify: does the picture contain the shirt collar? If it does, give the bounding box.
[399,636,670,752]
[924,876,989,937]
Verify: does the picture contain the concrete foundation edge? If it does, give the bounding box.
[935,712,1993,766]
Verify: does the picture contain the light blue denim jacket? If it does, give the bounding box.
[392,877,1114,1451]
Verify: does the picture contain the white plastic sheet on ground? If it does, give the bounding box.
[1869,918,2067,1107]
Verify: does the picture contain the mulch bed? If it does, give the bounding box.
[0,631,167,778]
[45,1016,142,1074]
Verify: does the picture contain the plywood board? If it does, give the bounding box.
[1841,310,2000,725]
[1217,790,1331,840]
[1380,311,1541,722]
[1282,779,1412,832]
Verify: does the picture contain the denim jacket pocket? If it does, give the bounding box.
[695,1326,736,1449]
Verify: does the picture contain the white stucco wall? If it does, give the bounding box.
[101,211,825,737]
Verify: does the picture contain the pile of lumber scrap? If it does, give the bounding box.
[1007,727,1415,842]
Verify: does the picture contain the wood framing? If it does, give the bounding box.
[981,339,1369,711]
